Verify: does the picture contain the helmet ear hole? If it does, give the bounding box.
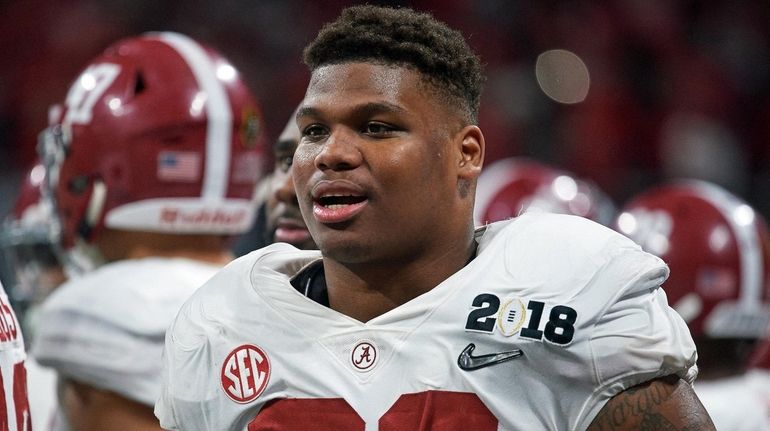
[133,71,146,95]
[68,176,90,195]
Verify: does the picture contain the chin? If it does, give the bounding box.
[318,240,373,263]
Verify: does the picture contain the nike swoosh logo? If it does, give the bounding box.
[457,343,523,371]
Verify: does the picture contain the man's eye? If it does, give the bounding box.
[364,122,394,135]
[279,156,293,170]
[302,125,327,138]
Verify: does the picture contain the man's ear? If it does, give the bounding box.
[456,125,484,181]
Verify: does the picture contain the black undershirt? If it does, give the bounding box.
[290,261,330,307]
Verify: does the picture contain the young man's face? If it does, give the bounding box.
[293,62,469,263]
[265,117,315,249]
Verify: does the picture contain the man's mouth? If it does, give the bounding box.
[313,194,368,223]
[274,218,312,246]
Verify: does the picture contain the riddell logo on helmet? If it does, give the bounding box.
[160,208,247,227]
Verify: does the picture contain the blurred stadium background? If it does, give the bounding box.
[1,0,769,220]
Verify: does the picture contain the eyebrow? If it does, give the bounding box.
[296,101,407,122]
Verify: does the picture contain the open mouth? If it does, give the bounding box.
[313,194,369,224]
[317,194,368,209]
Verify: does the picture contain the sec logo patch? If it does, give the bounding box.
[221,344,270,403]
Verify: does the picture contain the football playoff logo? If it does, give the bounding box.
[221,344,271,403]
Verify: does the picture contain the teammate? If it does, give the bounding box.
[0,279,32,431]
[0,162,64,430]
[615,180,770,430]
[474,157,616,226]
[157,6,713,430]
[233,106,315,254]
[264,107,315,250]
[0,162,64,342]
[32,32,265,430]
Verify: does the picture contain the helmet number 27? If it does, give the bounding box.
[63,63,121,126]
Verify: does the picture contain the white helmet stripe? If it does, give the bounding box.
[689,180,763,306]
[156,32,232,200]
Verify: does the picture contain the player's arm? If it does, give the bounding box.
[59,378,164,431]
[587,374,715,430]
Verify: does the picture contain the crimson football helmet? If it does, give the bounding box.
[474,157,616,226]
[615,180,770,339]
[38,32,266,269]
[0,163,64,332]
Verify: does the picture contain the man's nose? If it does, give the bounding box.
[314,129,363,172]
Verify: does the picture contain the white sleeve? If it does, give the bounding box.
[576,244,698,429]
[154,298,212,431]
[155,277,238,431]
[155,313,181,431]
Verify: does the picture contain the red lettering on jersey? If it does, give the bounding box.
[12,363,29,431]
[0,367,7,431]
[247,391,498,430]
[1,304,16,341]
[221,344,270,403]
[0,362,30,431]
[0,296,17,343]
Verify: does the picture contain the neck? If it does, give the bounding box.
[127,246,234,266]
[96,229,234,266]
[324,232,477,322]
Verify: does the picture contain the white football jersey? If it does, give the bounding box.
[0,280,31,431]
[157,214,698,431]
[32,257,222,407]
[26,356,57,430]
[695,372,770,431]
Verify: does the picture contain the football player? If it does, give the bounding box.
[0,162,64,430]
[157,6,713,430]
[615,180,770,430]
[264,106,316,250]
[32,32,265,430]
[233,105,316,254]
[474,157,616,226]
[0,279,32,431]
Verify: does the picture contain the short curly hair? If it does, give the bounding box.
[303,5,484,124]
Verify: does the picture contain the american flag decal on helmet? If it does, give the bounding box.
[157,151,201,182]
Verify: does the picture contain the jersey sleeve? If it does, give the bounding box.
[155,249,277,431]
[575,240,698,429]
[155,299,194,431]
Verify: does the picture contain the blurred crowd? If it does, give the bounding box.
[2,0,770,216]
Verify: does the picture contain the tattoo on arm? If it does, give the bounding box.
[587,375,715,431]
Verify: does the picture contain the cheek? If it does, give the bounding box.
[291,146,317,189]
